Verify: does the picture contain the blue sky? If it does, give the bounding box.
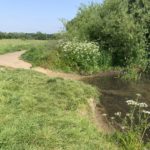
[0,0,102,33]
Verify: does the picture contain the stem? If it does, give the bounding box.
[130,105,136,130]
[138,106,142,125]
[141,116,150,142]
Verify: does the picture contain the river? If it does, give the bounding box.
[82,72,150,140]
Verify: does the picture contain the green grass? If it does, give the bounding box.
[22,42,72,72]
[0,39,48,54]
[0,68,118,150]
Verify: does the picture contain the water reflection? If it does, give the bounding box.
[82,73,150,116]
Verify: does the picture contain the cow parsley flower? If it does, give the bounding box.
[126,113,130,117]
[114,112,121,117]
[102,113,107,117]
[142,110,150,115]
[126,100,139,106]
[111,117,115,120]
[138,103,148,108]
[136,93,141,97]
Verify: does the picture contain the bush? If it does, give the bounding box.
[60,40,100,74]
[66,0,150,74]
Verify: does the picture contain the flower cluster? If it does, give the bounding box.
[142,110,150,115]
[114,112,122,117]
[103,94,150,148]
[126,100,148,108]
[60,40,100,73]
[102,113,107,117]
[126,100,138,106]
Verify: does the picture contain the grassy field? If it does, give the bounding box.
[0,68,118,150]
[0,39,48,54]
[0,39,67,71]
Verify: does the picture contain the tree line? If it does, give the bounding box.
[0,32,58,40]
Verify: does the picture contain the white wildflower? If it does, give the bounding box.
[126,100,139,106]
[139,103,148,108]
[142,110,150,115]
[60,40,100,72]
[126,113,130,117]
[102,113,107,117]
[114,112,121,117]
[136,93,141,97]
[121,126,126,130]
[111,117,115,120]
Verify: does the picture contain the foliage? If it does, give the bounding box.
[122,66,140,81]
[0,32,56,40]
[60,40,100,74]
[98,50,112,70]
[0,68,118,150]
[66,0,150,75]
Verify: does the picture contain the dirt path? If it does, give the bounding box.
[0,51,82,80]
[0,51,32,69]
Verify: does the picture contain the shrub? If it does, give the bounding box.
[60,40,100,74]
[66,0,150,74]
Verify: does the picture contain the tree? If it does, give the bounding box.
[66,0,148,68]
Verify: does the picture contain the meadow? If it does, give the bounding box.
[0,68,118,150]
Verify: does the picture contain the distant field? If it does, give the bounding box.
[0,39,48,54]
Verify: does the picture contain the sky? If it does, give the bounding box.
[0,0,103,34]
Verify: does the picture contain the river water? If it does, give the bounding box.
[82,72,150,140]
[83,73,150,116]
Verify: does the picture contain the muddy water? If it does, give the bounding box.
[83,73,150,117]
